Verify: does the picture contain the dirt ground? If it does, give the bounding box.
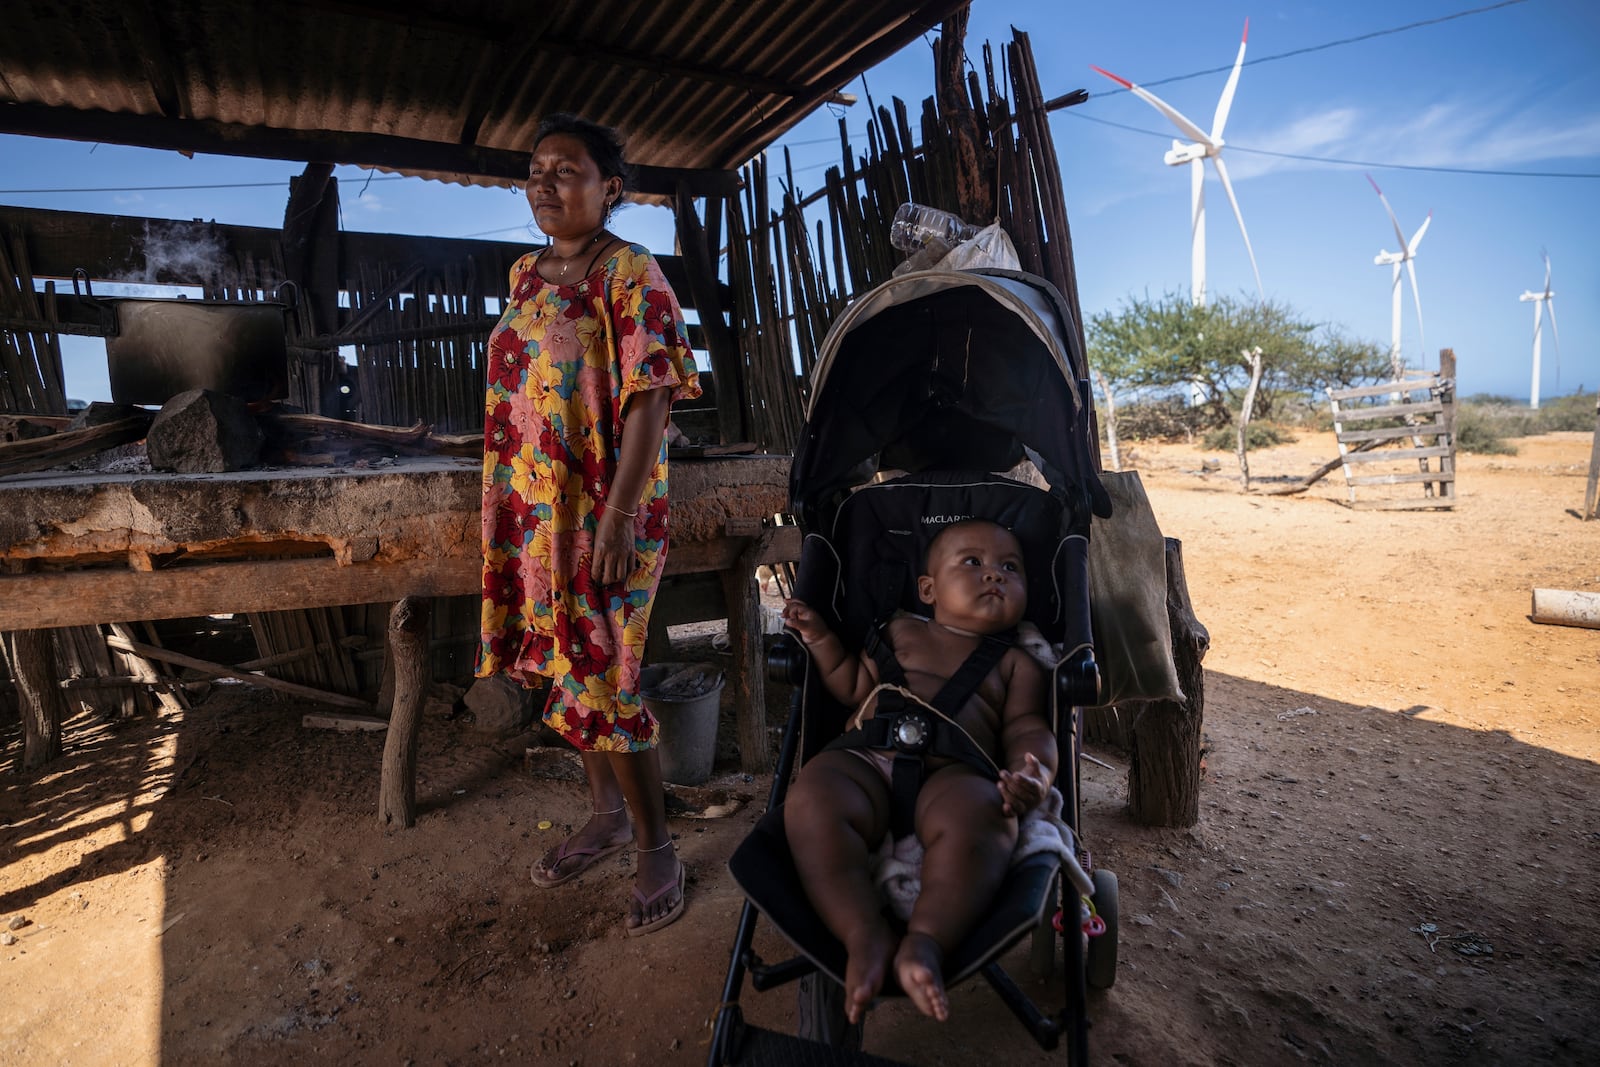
[3,430,1597,1066]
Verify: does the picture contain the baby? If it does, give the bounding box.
[781,519,1056,1023]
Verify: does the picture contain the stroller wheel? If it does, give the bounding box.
[796,972,864,1050]
[1086,868,1119,990]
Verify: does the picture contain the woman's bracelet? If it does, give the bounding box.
[609,504,639,518]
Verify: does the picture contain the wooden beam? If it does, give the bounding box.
[103,634,372,711]
[722,530,773,774]
[0,206,730,323]
[0,528,801,632]
[724,0,977,165]
[0,557,480,632]
[0,104,740,198]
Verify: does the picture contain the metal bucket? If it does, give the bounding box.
[640,662,725,786]
[75,270,296,405]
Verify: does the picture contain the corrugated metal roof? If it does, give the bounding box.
[0,0,971,189]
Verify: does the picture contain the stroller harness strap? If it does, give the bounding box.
[826,622,1015,839]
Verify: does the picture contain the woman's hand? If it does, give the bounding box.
[592,505,637,586]
[998,752,1051,818]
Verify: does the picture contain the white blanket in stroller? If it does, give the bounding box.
[870,786,1095,921]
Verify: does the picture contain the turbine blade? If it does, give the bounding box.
[1547,297,1560,355]
[1543,250,1552,295]
[1367,174,1408,253]
[1212,154,1263,299]
[1405,257,1425,362]
[1211,19,1249,142]
[1408,213,1432,256]
[1091,65,1212,145]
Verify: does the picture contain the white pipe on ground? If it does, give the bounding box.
[1530,588,1600,630]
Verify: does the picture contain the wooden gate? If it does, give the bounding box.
[1327,353,1457,511]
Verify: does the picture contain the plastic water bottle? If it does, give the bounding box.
[889,202,979,253]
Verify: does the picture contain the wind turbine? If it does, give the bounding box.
[1091,19,1263,308]
[1519,251,1560,409]
[1367,175,1431,378]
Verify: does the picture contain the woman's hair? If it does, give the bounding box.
[532,114,635,212]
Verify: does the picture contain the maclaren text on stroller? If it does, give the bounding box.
[708,268,1121,1066]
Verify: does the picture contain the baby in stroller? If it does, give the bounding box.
[780,518,1057,1025]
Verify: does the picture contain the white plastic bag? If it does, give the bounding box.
[933,221,1021,271]
[890,220,1022,276]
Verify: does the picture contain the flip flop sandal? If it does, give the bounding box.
[529,837,629,888]
[624,862,687,937]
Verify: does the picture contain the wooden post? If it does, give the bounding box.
[374,601,398,715]
[1584,390,1600,522]
[1123,539,1209,827]
[378,596,430,829]
[720,531,773,774]
[4,629,66,772]
[1235,347,1264,490]
[674,186,746,446]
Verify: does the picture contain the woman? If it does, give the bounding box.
[477,114,701,936]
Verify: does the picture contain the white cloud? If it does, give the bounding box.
[1225,97,1600,181]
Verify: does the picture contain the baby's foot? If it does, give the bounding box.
[843,926,897,1024]
[894,932,949,1022]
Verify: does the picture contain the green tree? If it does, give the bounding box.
[1087,290,1390,432]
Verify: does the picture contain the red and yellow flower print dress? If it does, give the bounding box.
[477,244,700,752]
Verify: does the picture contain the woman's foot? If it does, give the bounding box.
[530,808,632,887]
[842,925,898,1024]
[624,841,686,935]
[894,932,949,1021]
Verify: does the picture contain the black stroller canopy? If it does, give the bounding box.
[789,269,1112,529]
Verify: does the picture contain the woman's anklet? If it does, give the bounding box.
[592,804,626,816]
[637,838,675,853]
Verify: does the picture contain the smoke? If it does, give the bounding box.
[110,220,232,291]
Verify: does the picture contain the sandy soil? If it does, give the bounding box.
[3,431,1597,1066]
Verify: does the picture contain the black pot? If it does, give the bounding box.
[75,271,297,405]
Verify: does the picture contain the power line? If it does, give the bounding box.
[1091,0,1535,98]
[1064,110,1600,180]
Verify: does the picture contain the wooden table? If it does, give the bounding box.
[1,454,797,773]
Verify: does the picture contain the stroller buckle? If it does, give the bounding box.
[891,711,931,753]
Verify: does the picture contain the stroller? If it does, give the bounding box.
[707,268,1120,1067]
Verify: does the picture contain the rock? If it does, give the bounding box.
[463,675,534,735]
[6,915,26,931]
[0,932,15,946]
[147,389,263,473]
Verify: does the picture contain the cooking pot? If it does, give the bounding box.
[75,270,297,406]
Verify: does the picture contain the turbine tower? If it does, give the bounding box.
[1519,252,1560,410]
[1368,175,1431,378]
[1092,19,1263,308]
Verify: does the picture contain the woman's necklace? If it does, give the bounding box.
[545,228,608,280]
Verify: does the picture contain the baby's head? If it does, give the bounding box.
[917,519,1027,634]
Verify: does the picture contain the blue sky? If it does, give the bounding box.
[2,0,1596,405]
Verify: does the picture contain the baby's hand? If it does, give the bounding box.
[781,599,829,646]
[998,753,1050,817]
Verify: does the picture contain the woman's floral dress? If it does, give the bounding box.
[476,244,700,751]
